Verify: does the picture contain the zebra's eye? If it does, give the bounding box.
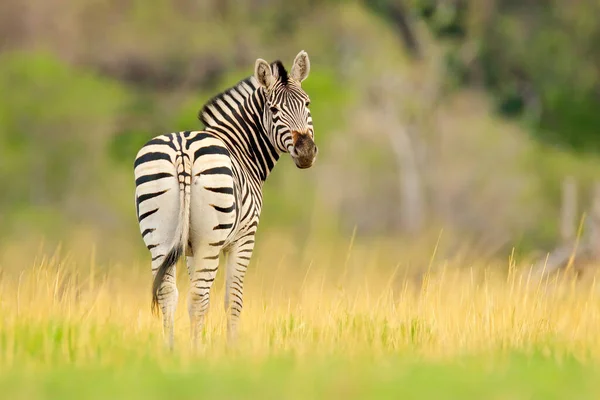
[305,101,310,107]
[270,106,279,114]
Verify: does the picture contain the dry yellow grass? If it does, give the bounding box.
[2,234,600,398]
[2,235,600,366]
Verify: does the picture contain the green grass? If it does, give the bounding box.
[2,352,599,399]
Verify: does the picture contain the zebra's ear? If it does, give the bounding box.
[290,50,310,82]
[255,58,274,89]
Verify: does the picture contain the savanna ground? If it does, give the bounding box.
[2,233,600,399]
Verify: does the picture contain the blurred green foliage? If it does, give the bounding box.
[405,0,600,152]
[368,0,600,152]
[1,0,600,258]
[0,51,128,212]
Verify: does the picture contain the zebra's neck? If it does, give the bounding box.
[198,77,280,183]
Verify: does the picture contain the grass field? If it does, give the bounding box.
[2,237,600,399]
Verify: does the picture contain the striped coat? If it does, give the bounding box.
[133,51,317,348]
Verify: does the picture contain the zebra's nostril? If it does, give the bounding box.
[292,134,317,169]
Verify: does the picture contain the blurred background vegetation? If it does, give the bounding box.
[1,0,599,270]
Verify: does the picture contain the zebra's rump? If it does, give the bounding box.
[134,131,239,253]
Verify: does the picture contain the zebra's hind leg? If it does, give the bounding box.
[187,247,221,349]
[151,250,179,350]
[224,240,255,345]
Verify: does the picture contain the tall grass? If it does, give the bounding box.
[1,235,599,373]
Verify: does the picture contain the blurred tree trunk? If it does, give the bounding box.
[533,178,600,279]
[589,182,600,262]
[389,122,425,234]
[560,176,577,244]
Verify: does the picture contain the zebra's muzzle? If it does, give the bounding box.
[291,133,318,169]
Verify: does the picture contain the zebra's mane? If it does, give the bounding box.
[198,61,289,128]
[271,60,288,84]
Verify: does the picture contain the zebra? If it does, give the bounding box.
[133,51,317,349]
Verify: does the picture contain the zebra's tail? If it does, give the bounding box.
[151,153,192,316]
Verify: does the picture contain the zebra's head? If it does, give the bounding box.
[254,51,318,169]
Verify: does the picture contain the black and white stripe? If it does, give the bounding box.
[134,51,317,348]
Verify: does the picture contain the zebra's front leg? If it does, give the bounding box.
[224,240,255,345]
[187,249,221,349]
